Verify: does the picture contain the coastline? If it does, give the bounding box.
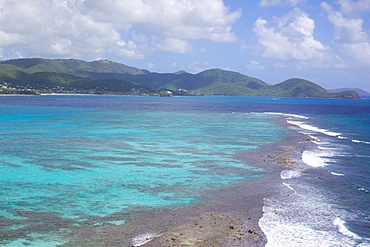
[62,115,312,247]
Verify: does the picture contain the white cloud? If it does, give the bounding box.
[82,0,241,43]
[186,61,211,73]
[154,38,193,54]
[260,0,306,7]
[0,0,240,59]
[341,43,370,67]
[337,0,370,16]
[321,2,368,44]
[272,61,289,68]
[0,0,122,58]
[145,62,155,71]
[170,62,178,69]
[199,48,207,53]
[117,40,146,59]
[246,60,265,70]
[0,47,24,60]
[322,1,370,67]
[253,8,329,62]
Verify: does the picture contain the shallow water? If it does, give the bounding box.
[0,95,287,246]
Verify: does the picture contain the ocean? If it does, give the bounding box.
[0,95,369,246]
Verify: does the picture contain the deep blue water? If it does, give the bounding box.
[0,95,369,246]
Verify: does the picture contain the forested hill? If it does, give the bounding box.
[0,58,361,98]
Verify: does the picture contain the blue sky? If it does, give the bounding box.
[0,0,369,91]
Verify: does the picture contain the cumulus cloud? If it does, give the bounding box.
[322,2,368,44]
[260,0,306,7]
[253,8,329,62]
[246,60,265,70]
[337,0,370,16]
[0,0,240,59]
[341,43,370,67]
[82,0,241,43]
[145,62,155,70]
[0,0,123,58]
[322,1,370,67]
[186,61,211,73]
[154,38,193,54]
[117,40,147,59]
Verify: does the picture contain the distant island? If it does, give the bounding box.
[328,88,370,98]
[0,58,362,98]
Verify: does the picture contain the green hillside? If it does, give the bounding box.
[256,78,327,97]
[55,59,147,75]
[0,58,76,74]
[0,70,156,94]
[255,78,362,98]
[195,82,257,95]
[0,58,361,98]
[0,70,81,87]
[0,58,147,76]
[102,68,269,92]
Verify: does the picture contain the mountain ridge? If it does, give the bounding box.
[0,58,361,98]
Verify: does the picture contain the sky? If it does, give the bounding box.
[0,0,369,91]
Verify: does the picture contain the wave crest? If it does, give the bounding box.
[132,233,162,246]
[333,218,361,239]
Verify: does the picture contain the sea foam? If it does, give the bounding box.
[132,233,162,246]
[333,218,361,239]
[283,182,295,191]
[352,139,370,145]
[280,170,301,179]
[260,182,361,247]
[359,188,369,193]
[287,120,341,137]
[331,172,344,176]
[302,150,329,167]
[258,112,309,119]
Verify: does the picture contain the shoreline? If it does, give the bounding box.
[63,115,312,247]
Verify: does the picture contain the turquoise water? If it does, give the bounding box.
[0,96,287,245]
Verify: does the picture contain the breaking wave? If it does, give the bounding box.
[132,233,162,246]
